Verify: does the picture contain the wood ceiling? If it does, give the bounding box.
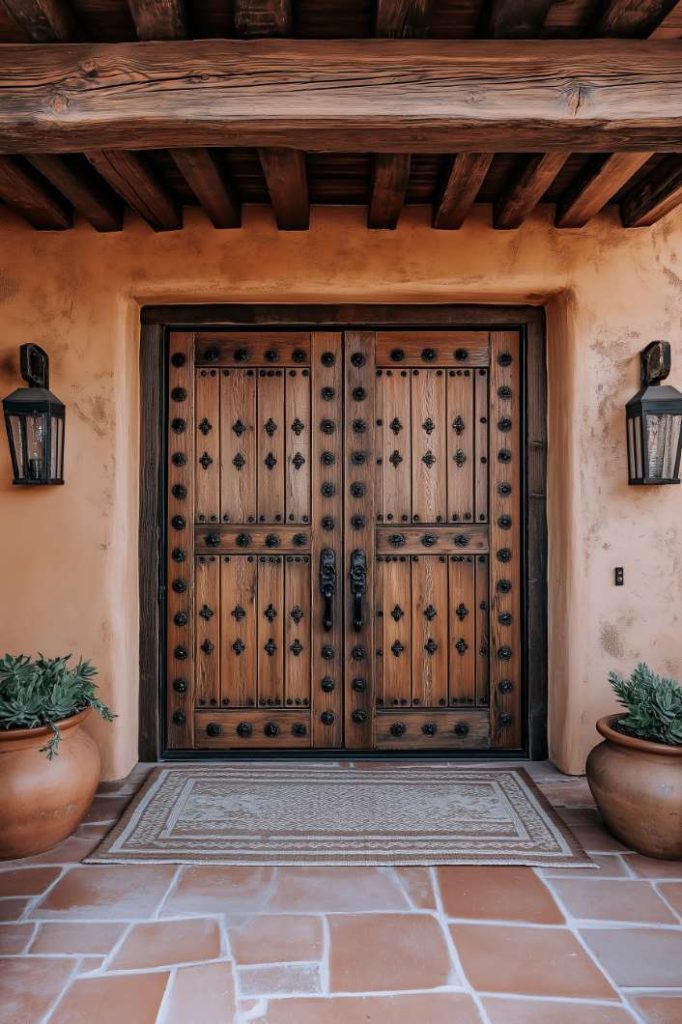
[0,0,681,232]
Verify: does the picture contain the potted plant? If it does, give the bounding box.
[0,654,115,860]
[586,663,682,860]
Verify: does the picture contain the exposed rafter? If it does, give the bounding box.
[368,153,411,229]
[259,148,309,229]
[483,0,553,38]
[594,0,680,37]
[1,0,78,41]
[0,154,71,228]
[556,152,653,228]
[1,41,681,154]
[621,155,682,225]
[433,153,493,229]
[27,153,122,231]
[234,0,292,36]
[126,0,187,40]
[84,151,181,231]
[375,0,433,37]
[170,148,241,228]
[494,152,569,229]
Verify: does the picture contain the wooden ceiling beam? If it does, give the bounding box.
[494,152,569,229]
[621,155,682,226]
[126,0,187,40]
[433,153,493,229]
[1,41,681,154]
[0,154,71,228]
[594,0,679,37]
[84,151,181,231]
[27,153,122,230]
[368,153,411,228]
[375,0,433,37]
[234,0,292,37]
[1,0,79,42]
[484,0,553,38]
[170,148,241,228]
[259,148,309,229]
[556,152,653,227]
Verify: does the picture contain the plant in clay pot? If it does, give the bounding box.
[586,663,682,860]
[0,654,115,859]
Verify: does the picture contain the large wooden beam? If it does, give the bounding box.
[1,0,79,42]
[375,0,433,37]
[0,154,71,228]
[127,0,187,40]
[234,0,292,37]
[484,0,553,38]
[433,153,493,229]
[170,148,241,228]
[556,152,653,227]
[84,151,181,231]
[621,155,682,225]
[0,40,681,154]
[259,148,309,229]
[494,152,569,228]
[368,153,411,228]
[27,153,122,230]
[595,0,679,37]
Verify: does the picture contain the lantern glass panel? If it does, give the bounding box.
[25,411,49,481]
[646,413,682,481]
[7,414,24,480]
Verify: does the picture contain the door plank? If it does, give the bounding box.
[448,555,476,706]
[375,709,490,749]
[475,553,490,706]
[411,554,448,708]
[446,368,475,524]
[220,554,257,708]
[474,364,489,523]
[257,555,285,707]
[195,554,220,709]
[257,369,286,524]
[196,333,311,365]
[375,368,411,526]
[194,368,220,525]
[284,367,311,524]
[376,332,490,366]
[220,369,256,525]
[284,554,311,708]
[195,710,311,748]
[410,368,446,524]
[376,555,412,709]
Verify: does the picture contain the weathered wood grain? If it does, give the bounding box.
[494,152,569,228]
[556,151,653,227]
[127,0,187,40]
[368,153,411,229]
[433,153,493,228]
[620,154,682,225]
[0,154,70,228]
[1,0,79,41]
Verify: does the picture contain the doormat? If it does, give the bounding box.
[85,764,591,867]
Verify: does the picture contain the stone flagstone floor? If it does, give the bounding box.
[1,761,681,1024]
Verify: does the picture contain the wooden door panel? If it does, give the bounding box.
[410,368,447,524]
[257,370,286,524]
[375,368,411,525]
[283,554,311,708]
[195,553,221,710]
[195,369,220,524]
[446,369,474,524]
[284,369,311,525]
[475,553,490,707]
[376,555,411,709]
[448,554,476,706]
[410,554,449,709]
[257,554,285,707]
[220,553,257,709]
[375,332,490,367]
[474,367,489,524]
[220,369,256,525]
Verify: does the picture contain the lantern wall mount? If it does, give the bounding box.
[626,341,682,486]
[2,345,65,485]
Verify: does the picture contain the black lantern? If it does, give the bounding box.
[626,341,682,485]
[2,345,65,485]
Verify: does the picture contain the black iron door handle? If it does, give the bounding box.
[350,549,367,632]
[319,548,336,632]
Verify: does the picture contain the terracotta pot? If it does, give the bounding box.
[586,714,682,860]
[0,709,101,860]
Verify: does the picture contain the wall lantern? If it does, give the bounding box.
[626,341,682,485]
[2,345,65,485]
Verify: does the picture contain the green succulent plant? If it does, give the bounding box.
[0,654,115,759]
[609,663,682,746]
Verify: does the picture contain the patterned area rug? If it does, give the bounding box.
[86,764,590,867]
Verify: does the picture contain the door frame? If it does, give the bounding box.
[139,304,547,762]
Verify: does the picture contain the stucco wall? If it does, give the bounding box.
[0,203,680,779]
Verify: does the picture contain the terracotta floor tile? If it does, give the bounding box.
[627,993,682,1024]
[329,913,455,992]
[549,878,677,923]
[657,882,682,918]
[395,867,436,909]
[0,956,75,1024]
[48,971,169,1024]
[1,832,104,868]
[438,866,563,923]
[229,914,323,964]
[0,898,28,921]
[624,855,682,880]
[162,865,274,916]
[483,997,635,1023]
[541,855,630,879]
[451,924,617,999]
[83,795,132,824]
[0,866,61,897]
[0,923,34,954]
[537,780,596,808]
[269,867,408,913]
[30,921,126,955]
[35,864,177,919]
[257,993,483,1024]
[77,956,106,974]
[239,963,322,997]
[571,825,631,854]
[108,917,222,969]
[580,928,682,988]
[162,962,236,1024]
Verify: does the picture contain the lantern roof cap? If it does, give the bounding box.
[626,381,682,414]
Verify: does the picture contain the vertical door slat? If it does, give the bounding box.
[411,555,448,709]
[448,555,476,705]
[285,369,311,524]
[284,554,311,708]
[195,369,220,524]
[257,555,284,707]
[257,370,285,524]
[377,556,411,709]
[195,554,221,709]
[220,554,257,708]
[475,553,490,707]
[220,369,256,525]
[446,369,474,524]
[411,368,446,524]
[474,366,489,524]
[375,368,411,526]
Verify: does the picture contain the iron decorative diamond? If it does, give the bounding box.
[422,450,436,467]
[391,640,405,657]
[455,638,468,655]
[456,602,469,621]
[199,604,214,621]
[199,418,212,435]
[289,639,303,656]
[452,415,465,435]
[264,603,277,623]
[264,452,277,470]
[232,452,246,470]
[424,637,438,655]
[232,419,246,437]
[453,449,466,467]
[424,604,437,621]
[264,639,277,656]
[389,450,403,468]
[290,606,304,624]
[199,452,213,469]
[389,417,403,435]
[231,605,246,622]
[391,605,404,622]
[422,417,435,435]
[292,452,305,470]
[265,418,277,437]
[232,639,245,655]
[291,418,305,435]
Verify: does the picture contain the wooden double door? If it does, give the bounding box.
[165,328,523,753]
